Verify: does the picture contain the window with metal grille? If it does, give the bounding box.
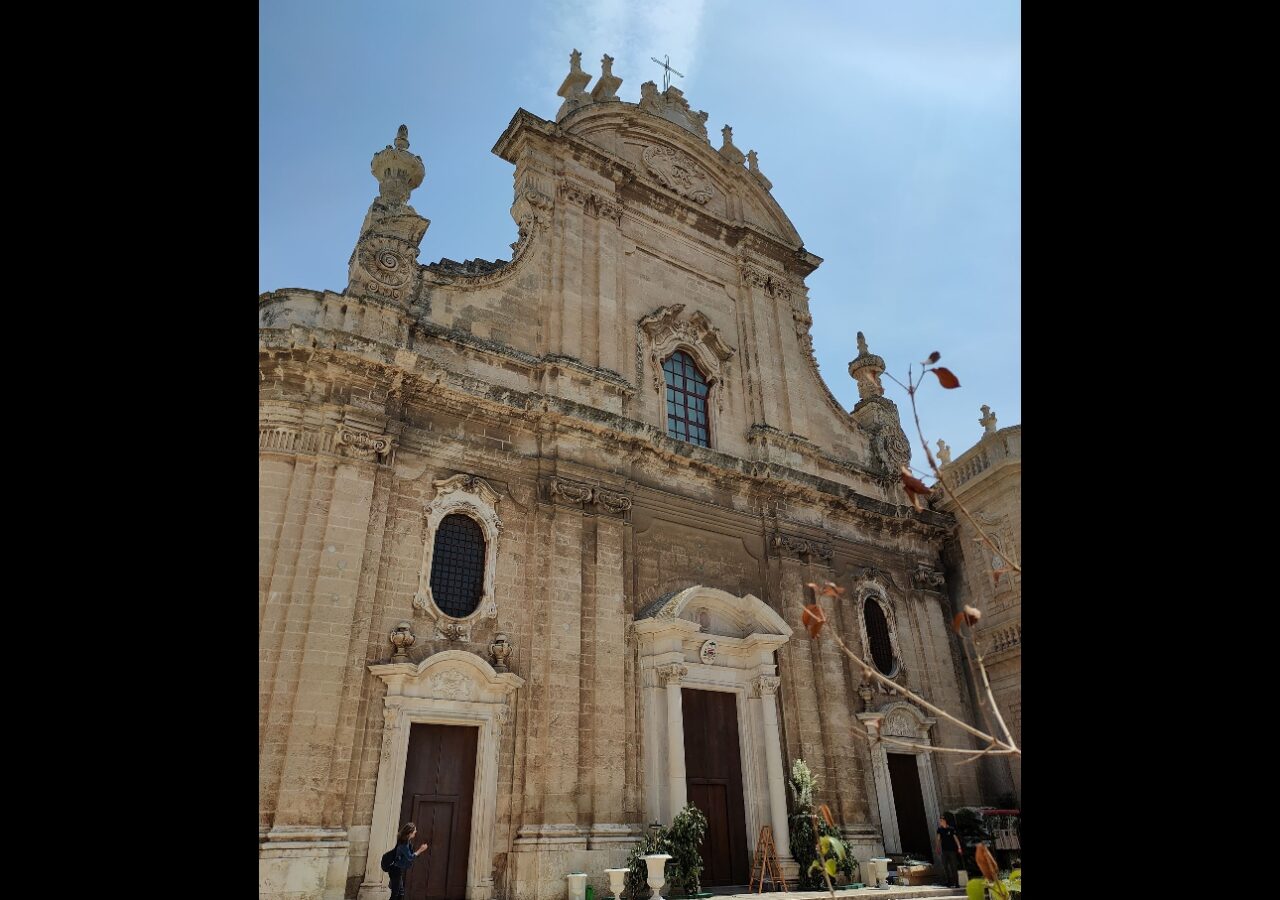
[663,350,710,447]
[429,513,487,618]
[864,598,896,674]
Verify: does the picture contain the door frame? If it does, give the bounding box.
[857,702,942,857]
[634,586,794,870]
[360,650,523,900]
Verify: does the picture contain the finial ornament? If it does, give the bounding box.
[937,439,952,465]
[556,48,593,120]
[718,124,745,165]
[394,124,409,151]
[591,52,623,102]
[848,331,885,400]
[979,405,998,434]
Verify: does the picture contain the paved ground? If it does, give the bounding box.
[703,887,963,900]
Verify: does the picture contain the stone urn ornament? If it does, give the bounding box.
[489,632,513,673]
[604,868,629,900]
[389,621,415,662]
[642,854,672,900]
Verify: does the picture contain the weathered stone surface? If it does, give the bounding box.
[260,58,1006,900]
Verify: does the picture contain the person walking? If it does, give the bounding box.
[386,822,430,900]
[936,815,963,888]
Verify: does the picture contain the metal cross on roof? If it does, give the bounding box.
[650,54,685,92]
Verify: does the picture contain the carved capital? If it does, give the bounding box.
[754,675,780,698]
[656,664,689,685]
[336,426,393,461]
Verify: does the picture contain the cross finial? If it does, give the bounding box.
[650,54,685,92]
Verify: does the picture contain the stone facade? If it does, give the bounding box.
[260,53,1002,900]
[935,412,1022,801]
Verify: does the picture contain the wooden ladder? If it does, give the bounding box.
[748,824,788,893]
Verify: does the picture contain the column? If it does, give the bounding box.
[755,675,792,861]
[659,664,689,819]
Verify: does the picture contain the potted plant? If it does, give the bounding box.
[623,805,708,900]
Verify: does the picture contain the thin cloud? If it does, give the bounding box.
[543,0,707,99]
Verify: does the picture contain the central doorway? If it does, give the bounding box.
[682,688,750,886]
[398,723,478,900]
[886,752,932,859]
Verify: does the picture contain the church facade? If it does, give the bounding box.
[260,51,1000,900]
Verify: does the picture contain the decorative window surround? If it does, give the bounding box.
[856,702,941,858]
[856,588,905,681]
[359,650,523,900]
[633,586,795,875]
[638,305,735,416]
[413,475,502,641]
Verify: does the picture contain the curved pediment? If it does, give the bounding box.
[559,103,804,247]
[369,648,524,700]
[635,585,792,640]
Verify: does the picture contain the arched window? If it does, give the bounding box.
[864,598,896,675]
[429,513,487,618]
[663,350,710,447]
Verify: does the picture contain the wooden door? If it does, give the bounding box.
[398,723,478,900]
[682,688,750,887]
[886,753,931,858]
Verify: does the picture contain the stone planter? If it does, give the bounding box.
[604,868,629,900]
[642,854,672,900]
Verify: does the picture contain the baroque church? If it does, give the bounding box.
[260,50,1018,900]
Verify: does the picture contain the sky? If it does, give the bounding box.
[260,0,1020,468]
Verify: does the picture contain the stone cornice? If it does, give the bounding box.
[258,342,955,539]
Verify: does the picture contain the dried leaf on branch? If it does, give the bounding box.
[952,605,982,632]
[930,367,961,388]
[899,466,932,511]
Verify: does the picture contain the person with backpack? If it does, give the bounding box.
[381,822,430,900]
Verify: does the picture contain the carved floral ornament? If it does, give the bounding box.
[642,144,714,205]
[546,476,633,513]
[638,304,736,411]
[413,475,503,640]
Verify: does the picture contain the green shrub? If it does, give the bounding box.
[623,805,707,899]
[788,759,857,888]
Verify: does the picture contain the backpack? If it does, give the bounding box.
[380,848,396,873]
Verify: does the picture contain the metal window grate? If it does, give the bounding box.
[864,599,895,674]
[662,350,710,447]
[429,513,486,618]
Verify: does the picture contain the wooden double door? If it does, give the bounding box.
[681,688,750,887]
[398,723,478,900]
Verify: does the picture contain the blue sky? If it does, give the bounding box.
[260,0,1020,467]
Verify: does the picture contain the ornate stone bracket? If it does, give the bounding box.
[413,475,503,640]
[771,532,834,565]
[544,477,633,516]
[911,563,946,592]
